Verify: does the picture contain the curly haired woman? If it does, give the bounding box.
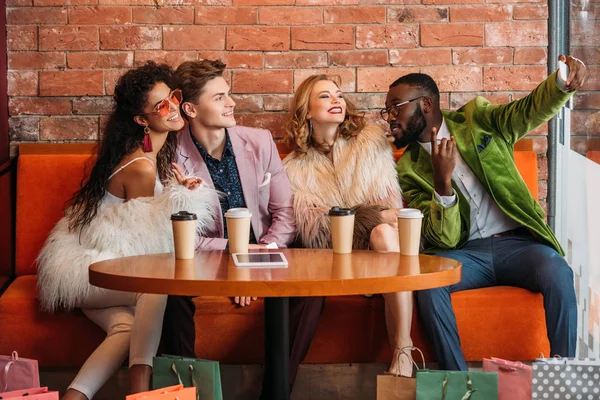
[283,75,414,377]
[37,62,215,400]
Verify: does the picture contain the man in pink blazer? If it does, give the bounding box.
[162,59,325,398]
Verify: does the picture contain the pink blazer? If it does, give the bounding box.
[176,125,296,250]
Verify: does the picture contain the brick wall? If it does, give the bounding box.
[6,0,555,204]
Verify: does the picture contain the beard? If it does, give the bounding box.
[392,105,427,149]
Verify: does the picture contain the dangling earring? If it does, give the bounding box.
[142,126,153,153]
[307,119,313,137]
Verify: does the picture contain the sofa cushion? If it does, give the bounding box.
[0,276,104,367]
[16,154,95,276]
[193,286,549,364]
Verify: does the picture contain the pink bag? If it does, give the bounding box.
[0,352,40,392]
[0,386,58,399]
[483,357,532,400]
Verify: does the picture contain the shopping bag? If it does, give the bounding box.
[126,384,196,400]
[483,357,531,400]
[0,386,58,399]
[416,370,498,400]
[532,357,600,398]
[377,346,426,400]
[152,355,222,400]
[0,352,40,392]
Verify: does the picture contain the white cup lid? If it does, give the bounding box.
[397,208,424,219]
[225,208,252,218]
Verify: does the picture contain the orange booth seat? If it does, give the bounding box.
[0,142,549,367]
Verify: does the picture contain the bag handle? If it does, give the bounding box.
[440,374,477,400]
[1,361,14,392]
[170,363,200,400]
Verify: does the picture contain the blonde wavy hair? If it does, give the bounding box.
[285,74,365,156]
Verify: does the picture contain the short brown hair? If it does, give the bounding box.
[174,59,226,105]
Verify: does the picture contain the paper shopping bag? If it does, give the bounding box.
[0,386,58,399]
[416,370,498,400]
[483,357,532,400]
[126,384,196,400]
[0,352,40,392]
[532,357,600,398]
[152,355,222,400]
[376,346,427,400]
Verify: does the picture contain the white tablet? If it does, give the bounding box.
[232,252,288,268]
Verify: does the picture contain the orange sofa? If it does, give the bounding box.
[0,142,549,368]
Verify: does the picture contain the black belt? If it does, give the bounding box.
[491,227,529,238]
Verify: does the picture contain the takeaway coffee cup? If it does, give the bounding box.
[171,211,197,259]
[329,207,356,254]
[397,208,424,256]
[225,208,252,254]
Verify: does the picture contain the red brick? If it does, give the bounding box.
[483,66,547,91]
[452,48,513,65]
[9,98,71,115]
[40,117,99,140]
[196,7,257,24]
[514,47,547,64]
[69,6,132,24]
[100,26,161,50]
[293,68,356,91]
[231,95,263,112]
[233,0,292,5]
[449,92,511,109]
[439,93,450,110]
[224,52,264,69]
[421,66,483,92]
[324,6,386,23]
[450,5,512,22]
[388,6,448,23]
[423,0,484,4]
[571,21,600,47]
[421,23,484,47]
[97,0,155,4]
[571,47,600,65]
[356,25,419,49]
[260,7,323,24]
[73,97,115,115]
[264,95,291,111]
[8,52,65,69]
[571,111,599,136]
[582,66,600,91]
[296,0,358,4]
[7,26,37,50]
[104,69,129,96]
[35,0,97,4]
[40,70,104,96]
[572,4,600,20]
[531,137,547,155]
[513,4,548,19]
[186,0,232,4]
[485,21,547,47]
[329,50,388,66]
[357,67,413,92]
[68,52,133,69]
[574,93,600,110]
[7,7,67,25]
[537,155,547,179]
[232,70,293,93]
[8,71,38,96]
[39,26,98,51]
[9,117,39,141]
[134,51,198,67]
[234,113,288,137]
[228,27,289,51]
[361,0,419,4]
[133,6,194,24]
[164,26,225,50]
[265,52,328,68]
[292,26,354,50]
[390,48,451,66]
[346,92,386,109]
[7,0,32,5]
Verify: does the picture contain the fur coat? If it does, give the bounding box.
[37,183,217,312]
[283,124,402,250]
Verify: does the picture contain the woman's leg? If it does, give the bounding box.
[370,224,414,377]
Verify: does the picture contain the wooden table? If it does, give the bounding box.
[90,249,461,400]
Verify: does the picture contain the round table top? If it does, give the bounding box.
[89,249,462,297]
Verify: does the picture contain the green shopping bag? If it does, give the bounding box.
[416,370,498,400]
[152,355,223,400]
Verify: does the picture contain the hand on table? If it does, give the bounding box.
[233,296,257,307]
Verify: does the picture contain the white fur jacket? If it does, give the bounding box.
[37,183,217,312]
[283,124,402,250]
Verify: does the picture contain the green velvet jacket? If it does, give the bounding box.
[396,72,573,255]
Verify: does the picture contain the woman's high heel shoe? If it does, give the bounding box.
[384,346,425,378]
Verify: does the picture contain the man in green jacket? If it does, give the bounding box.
[384,55,587,370]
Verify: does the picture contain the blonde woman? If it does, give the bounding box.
[283,74,414,376]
